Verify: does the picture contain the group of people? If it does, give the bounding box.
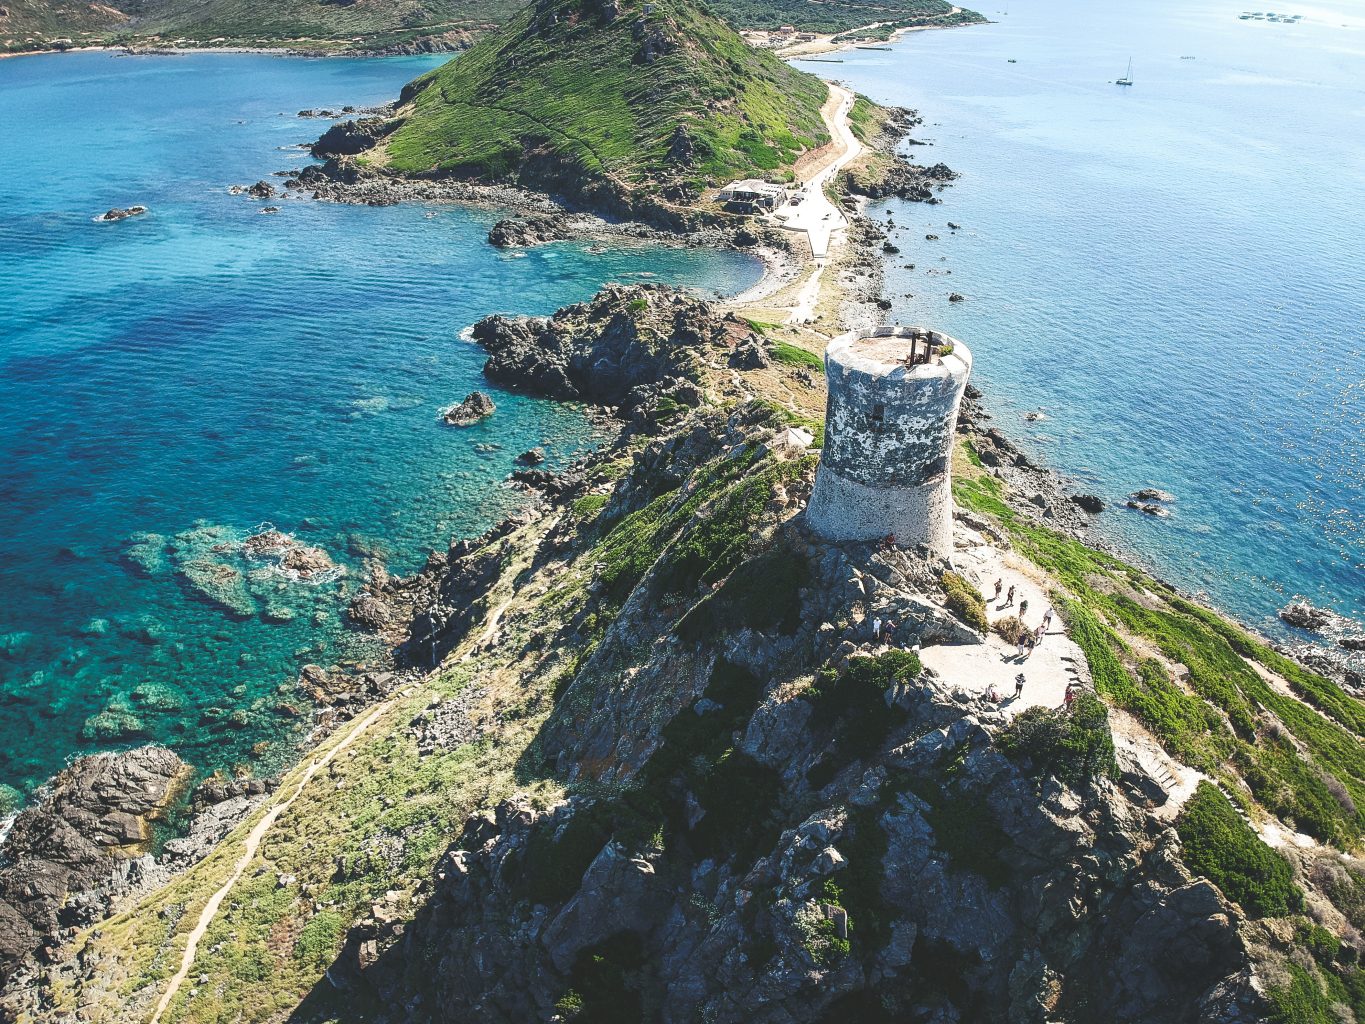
[991,577,1054,661]
[870,616,899,645]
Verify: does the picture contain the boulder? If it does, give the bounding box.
[1070,493,1105,513]
[443,391,496,426]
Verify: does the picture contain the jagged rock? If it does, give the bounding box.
[1070,493,1105,513]
[312,116,397,157]
[1279,600,1335,633]
[443,391,496,426]
[1131,487,1174,503]
[0,747,189,984]
[487,213,573,247]
[515,446,547,466]
[97,205,147,222]
[728,335,770,369]
[473,284,743,410]
[948,292,965,302]
[245,180,276,200]
[347,591,394,631]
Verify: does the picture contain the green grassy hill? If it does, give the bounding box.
[1,0,521,53]
[2,0,978,58]
[371,0,831,209]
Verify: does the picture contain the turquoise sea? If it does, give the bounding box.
[0,51,761,803]
[802,0,1364,634]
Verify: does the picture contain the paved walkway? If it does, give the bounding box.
[919,538,1089,717]
[771,83,865,325]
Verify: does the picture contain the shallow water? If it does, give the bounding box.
[801,0,1365,634]
[0,51,762,800]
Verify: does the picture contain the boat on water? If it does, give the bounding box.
[1116,58,1134,86]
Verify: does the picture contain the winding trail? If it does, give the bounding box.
[147,698,393,1024]
[777,82,865,324]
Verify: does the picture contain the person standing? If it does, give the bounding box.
[1019,598,1030,620]
[1014,673,1026,699]
[1005,585,1016,608]
[883,618,897,646]
[871,616,883,643]
[1016,634,1028,659]
[1043,606,1055,630]
[992,578,1003,602]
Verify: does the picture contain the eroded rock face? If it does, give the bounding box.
[471,284,745,410]
[0,747,189,983]
[331,676,1262,1024]
[312,116,398,158]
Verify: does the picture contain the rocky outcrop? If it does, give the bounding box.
[845,158,958,203]
[443,391,497,425]
[471,284,746,410]
[0,747,189,984]
[487,213,574,247]
[332,672,1262,1023]
[97,206,147,222]
[312,116,398,158]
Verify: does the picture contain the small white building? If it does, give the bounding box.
[715,179,789,214]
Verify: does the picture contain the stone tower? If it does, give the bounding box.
[805,326,972,555]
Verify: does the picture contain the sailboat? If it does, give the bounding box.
[1116,58,1134,86]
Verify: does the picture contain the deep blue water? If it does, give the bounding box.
[0,51,761,804]
[801,0,1365,633]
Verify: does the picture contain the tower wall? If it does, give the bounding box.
[805,327,972,554]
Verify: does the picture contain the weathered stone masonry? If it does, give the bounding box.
[805,326,972,555]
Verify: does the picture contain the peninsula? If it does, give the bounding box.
[3,5,1362,1024]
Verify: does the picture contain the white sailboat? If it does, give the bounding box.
[1116,58,1134,85]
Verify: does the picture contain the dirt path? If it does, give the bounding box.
[147,698,394,1024]
[777,82,865,324]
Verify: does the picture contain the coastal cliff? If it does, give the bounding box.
[10,276,1365,1024]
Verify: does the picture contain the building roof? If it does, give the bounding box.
[720,179,787,196]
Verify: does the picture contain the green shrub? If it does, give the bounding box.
[805,650,920,761]
[940,571,988,632]
[770,341,824,370]
[292,910,346,971]
[1176,782,1300,918]
[999,692,1117,785]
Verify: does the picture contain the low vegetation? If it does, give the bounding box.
[380,0,832,199]
[998,692,1117,786]
[940,571,988,632]
[953,461,1365,848]
[1176,783,1299,918]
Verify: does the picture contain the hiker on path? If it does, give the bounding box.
[986,682,1000,703]
[992,578,1003,601]
[1064,682,1077,709]
[1023,634,1036,660]
[882,618,897,645]
[1015,635,1029,659]
[1014,673,1025,699]
[1005,585,1016,608]
[1019,598,1029,619]
[1043,606,1055,630]
[1033,623,1046,645]
[871,616,883,643]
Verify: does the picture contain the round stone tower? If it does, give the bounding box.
[805,326,973,555]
